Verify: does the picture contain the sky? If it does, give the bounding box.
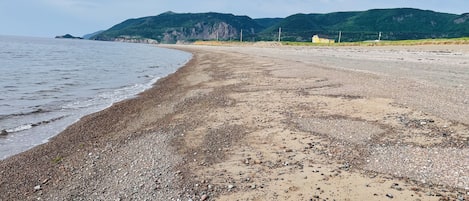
[0,0,468,38]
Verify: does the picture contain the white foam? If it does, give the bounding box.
[7,124,33,133]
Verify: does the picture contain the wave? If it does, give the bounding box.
[3,116,65,134]
[0,108,49,120]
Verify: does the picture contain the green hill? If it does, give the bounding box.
[92,9,469,43]
[92,11,263,43]
[260,8,469,42]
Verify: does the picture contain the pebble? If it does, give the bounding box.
[200,194,208,201]
[228,184,235,190]
[391,183,403,191]
[34,185,41,191]
[386,193,394,198]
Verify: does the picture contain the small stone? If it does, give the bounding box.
[1,129,8,136]
[228,184,235,190]
[386,193,394,198]
[251,184,256,189]
[200,194,208,201]
[41,178,50,184]
[34,185,41,191]
[391,183,403,191]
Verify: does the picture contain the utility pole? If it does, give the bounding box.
[240,29,243,42]
[338,31,342,43]
[278,27,282,42]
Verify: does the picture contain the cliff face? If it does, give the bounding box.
[161,22,254,43]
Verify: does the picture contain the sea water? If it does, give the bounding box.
[0,36,191,159]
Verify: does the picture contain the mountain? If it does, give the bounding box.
[254,18,283,29]
[92,11,264,43]
[92,9,469,43]
[83,30,104,39]
[260,8,469,42]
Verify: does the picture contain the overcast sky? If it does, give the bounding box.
[0,0,467,37]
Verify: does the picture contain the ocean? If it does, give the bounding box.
[0,36,191,159]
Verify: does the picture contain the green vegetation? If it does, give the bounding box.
[92,9,469,43]
[52,155,63,164]
[261,8,469,42]
[92,11,263,43]
[281,37,469,46]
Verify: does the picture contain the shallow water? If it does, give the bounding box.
[0,36,191,159]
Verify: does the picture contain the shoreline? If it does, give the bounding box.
[1,44,468,200]
[0,39,192,160]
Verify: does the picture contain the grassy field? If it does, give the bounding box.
[194,37,469,47]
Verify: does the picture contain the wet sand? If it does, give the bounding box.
[1,44,468,200]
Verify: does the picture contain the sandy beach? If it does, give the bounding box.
[1,44,468,200]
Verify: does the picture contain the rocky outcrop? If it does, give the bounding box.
[55,34,83,39]
[161,22,252,43]
[454,13,469,24]
[113,36,158,44]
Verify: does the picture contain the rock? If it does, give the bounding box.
[42,178,50,184]
[386,193,394,198]
[391,183,403,191]
[200,194,208,201]
[0,129,8,136]
[34,185,41,191]
[228,184,235,190]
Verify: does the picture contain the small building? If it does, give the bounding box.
[312,35,335,44]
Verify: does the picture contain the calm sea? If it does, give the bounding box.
[0,36,191,159]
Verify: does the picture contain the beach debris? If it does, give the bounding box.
[34,185,41,191]
[0,129,7,136]
[386,193,394,198]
